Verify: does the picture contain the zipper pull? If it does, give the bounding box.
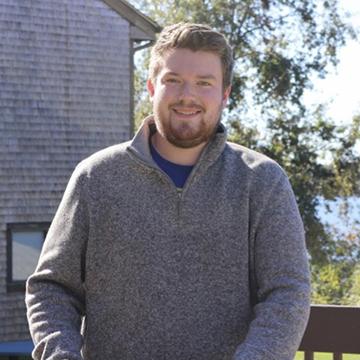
[176,188,182,197]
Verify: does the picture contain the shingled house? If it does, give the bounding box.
[0,0,160,357]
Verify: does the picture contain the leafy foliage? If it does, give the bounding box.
[133,53,152,129]
[311,223,360,304]
[343,264,360,305]
[311,263,350,304]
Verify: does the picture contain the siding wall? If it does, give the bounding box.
[0,0,131,341]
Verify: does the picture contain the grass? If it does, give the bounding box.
[295,353,360,359]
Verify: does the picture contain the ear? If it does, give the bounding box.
[222,86,231,107]
[147,79,155,100]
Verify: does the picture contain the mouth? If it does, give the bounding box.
[172,107,202,117]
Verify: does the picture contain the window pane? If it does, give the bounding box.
[12,231,44,281]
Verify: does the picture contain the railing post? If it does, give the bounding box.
[333,353,342,360]
[304,351,314,360]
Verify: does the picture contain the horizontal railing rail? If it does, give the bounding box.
[299,305,360,360]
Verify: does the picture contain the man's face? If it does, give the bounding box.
[147,48,231,148]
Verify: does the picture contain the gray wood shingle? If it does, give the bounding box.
[0,0,157,343]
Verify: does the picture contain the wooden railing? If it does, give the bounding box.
[298,305,360,360]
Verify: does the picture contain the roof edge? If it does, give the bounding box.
[102,0,161,41]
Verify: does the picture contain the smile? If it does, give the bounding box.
[173,108,202,116]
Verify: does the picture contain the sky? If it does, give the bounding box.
[304,0,360,126]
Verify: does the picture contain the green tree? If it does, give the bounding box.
[311,224,360,304]
[130,0,360,292]
[311,263,347,304]
[344,264,360,306]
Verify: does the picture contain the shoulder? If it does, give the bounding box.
[224,143,299,218]
[68,141,132,185]
[82,141,131,167]
[224,141,287,184]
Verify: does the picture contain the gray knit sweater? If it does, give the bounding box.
[26,117,310,360]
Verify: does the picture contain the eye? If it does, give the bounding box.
[197,80,212,87]
[165,77,180,84]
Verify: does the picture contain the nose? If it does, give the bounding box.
[179,82,195,101]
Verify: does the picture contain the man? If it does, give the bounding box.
[26,23,310,360]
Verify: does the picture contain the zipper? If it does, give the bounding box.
[176,187,183,218]
[127,147,184,219]
[127,140,214,220]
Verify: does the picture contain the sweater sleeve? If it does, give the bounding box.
[25,163,90,360]
[233,164,311,360]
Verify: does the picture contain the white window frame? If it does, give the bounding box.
[6,223,49,292]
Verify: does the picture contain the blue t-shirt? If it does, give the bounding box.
[150,142,194,188]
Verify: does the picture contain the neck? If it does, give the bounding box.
[151,133,206,166]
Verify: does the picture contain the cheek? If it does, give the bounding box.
[155,87,171,103]
[201,88,223,101]
[156,89,177,109]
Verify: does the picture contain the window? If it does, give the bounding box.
[7,223,50,291]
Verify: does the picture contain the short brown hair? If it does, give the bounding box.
[149,23,234,90]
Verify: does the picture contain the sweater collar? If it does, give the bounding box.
[127,115,227,172]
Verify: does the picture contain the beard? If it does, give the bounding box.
[153,101,223,149]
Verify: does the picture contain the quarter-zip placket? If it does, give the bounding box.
[126,125,225,222]
[127,148,185,220]
[127,148,209,223]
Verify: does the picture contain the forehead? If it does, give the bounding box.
[157,48,223,79]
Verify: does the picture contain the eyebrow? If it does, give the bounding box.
[197,75,217,81]
[163,72,217,80]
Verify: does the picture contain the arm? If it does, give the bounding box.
[26,164,89,360]
[234,165,311,360]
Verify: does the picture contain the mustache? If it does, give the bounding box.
[170,100,204,111]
